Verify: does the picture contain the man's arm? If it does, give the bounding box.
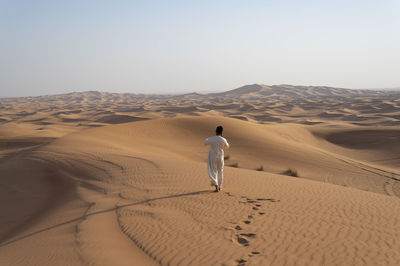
[225,139,230,149]
[204,138,210,145]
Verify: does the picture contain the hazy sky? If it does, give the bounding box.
[1,0,399,97]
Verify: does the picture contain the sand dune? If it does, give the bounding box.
[1,85,400,265]
[1,85,399,133]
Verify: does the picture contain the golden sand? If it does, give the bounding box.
[1,85,399,265]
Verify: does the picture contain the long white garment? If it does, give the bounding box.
[204,135,230,187]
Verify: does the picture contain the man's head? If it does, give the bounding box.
[216,125,223,136]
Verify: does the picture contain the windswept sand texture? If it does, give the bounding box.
[1,85,400,265]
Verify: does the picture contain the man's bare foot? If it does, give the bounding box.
[218,186,222,191]
[215,185,219,192]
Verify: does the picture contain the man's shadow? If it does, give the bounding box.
[1,190,213,247]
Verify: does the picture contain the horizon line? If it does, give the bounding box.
[1,84,400,99]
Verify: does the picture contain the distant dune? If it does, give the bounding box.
[1,85,400,265]
[1,84,399,132]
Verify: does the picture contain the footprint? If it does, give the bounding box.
[259,212,265,215]
[248,215,253,219]
[252,207,259,210]
[255,204,261,207]
[240,233,256,238]
[237,258,247,266]
[244,220,251,224]
[237,236,249,246]
[235,225,242,230]
[251,251,260,255]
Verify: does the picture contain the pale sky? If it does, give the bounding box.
[1,0,399,97]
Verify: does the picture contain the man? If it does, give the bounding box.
[204,126,230,192]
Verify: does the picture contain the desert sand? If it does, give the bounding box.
[1,84,400,265]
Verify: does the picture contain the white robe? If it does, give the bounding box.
[204,135,230,188]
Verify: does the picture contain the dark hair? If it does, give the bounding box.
[216,126,223,135]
